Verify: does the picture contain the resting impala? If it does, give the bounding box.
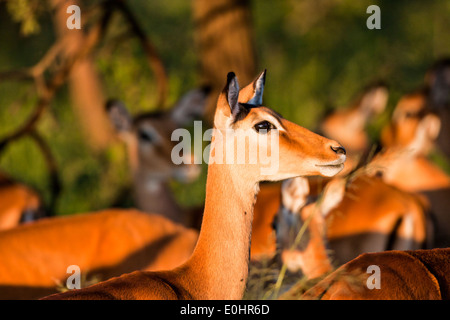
[107,87,210,229]
[276,174,429,280]
[274,177,335,280]
[0,208,198,300]
[319,83,388,175]
[276,178,448,300]
[42,70,346,300]
[298,247,450,300]
[376,91,449,191]
[371,90,450,247]
[0,173,43,230]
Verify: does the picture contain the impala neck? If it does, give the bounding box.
[133,171,182,224]
[184,162,259,299]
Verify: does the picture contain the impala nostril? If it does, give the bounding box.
[331,146,346,155]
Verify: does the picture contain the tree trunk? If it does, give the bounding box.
[51,0,113,151]
[192,0,257,123]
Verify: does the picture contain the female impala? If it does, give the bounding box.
[275,174,429,279]
[250,84,388,259]
[320,83,388,175]
[299,247,450,300]
[0,173,43,230]
[0,89,212,299]
[42,70,346,300]
[107,88,210,229]
[276,178,448,300]
[0,209,198,299]
[274,177,336,280]
[376,91,449,191]
[370,91,450,247]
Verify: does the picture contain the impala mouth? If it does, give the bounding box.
[315,159,345,177]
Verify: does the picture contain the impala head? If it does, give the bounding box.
[425,57,450,110]
[212,71,347,182]
[275,176,346,275]
[380,91,441,155]
[320,83,388,152]
[107,88,210,182]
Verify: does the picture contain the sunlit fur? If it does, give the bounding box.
[0,174,42,230]
[276,174,428,280]
[300,248,450,300]
[42,71,346,300]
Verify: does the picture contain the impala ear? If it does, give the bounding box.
[226,72,241,117]
[318,178,346,217]
[418,113,441,142]
[239,69,266,105]
[281,177,310,214]
[170,86,211,126]
[214,72,243,128]
[359,83,389,116]
[106,100,132,133]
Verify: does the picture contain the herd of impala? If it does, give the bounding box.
[0,58,449,300]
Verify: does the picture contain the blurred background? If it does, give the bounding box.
[0,0,449,217]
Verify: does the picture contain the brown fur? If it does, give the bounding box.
[0,174,41,230]
[278,174,428,279]
[320,84,388,175]
[326,175,428,254]
[0,209,198,299]
[42,71,346,300]
[371,90,450,246]
[376,92,449,191]
[108,89,209,228]
[300,248,450,300]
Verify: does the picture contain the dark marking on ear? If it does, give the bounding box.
[244,211,247,215]
[225,72,240,116]
[231,103,253,123]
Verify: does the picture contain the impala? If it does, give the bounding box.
[376,91,449,191]
[0,209,198,299]
[107,87,209,228]
[276,174,429,280]
[370,90,450,247]
[250,84,387,259]
[276,178,447,300]
[299,247,450,300]
[110,83,292,258]
[274,177,335,280]
[319,83,388,175]
[42,70,346,300]
[0,173,43,230]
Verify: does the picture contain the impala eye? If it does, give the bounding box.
[254,121,275,133]
[138,129,154,143]
[404,112,418,118]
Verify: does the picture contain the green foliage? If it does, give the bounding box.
[6,0,42,36]
[1,0,449,218]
